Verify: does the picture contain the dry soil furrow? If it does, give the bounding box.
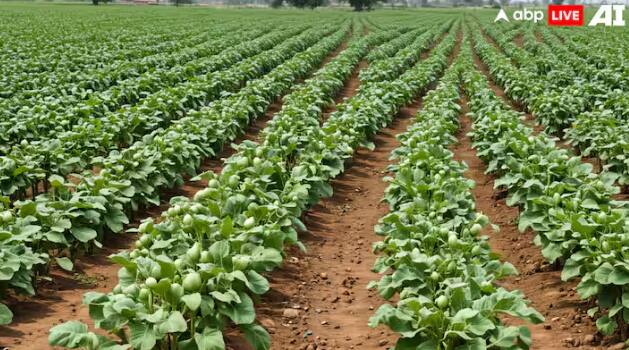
[513,32,524,47]
[244,99,423,350]
[320,59,366,124]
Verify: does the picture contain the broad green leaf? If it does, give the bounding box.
[541,242,563,263]
[49,174,66,187]
[219,292,255,325]
[241,323,271,350]
[181,293,202,311]
[453,308,478,322]
[20,225,41,237]
[622,292,629,308]
[596,315,617,336]
[55,257,74,271]
[209,240,230,264]
[158,311,187,334]
[517,210,544,232]
[577,278,600,299]
[467,315,496,336]
[594,263,614,284]
[571,216,597,236]
[250,247,282,272]
[195,328,225,350]
[609,267,629,285]
[129,321,157,350]
[210,289,240,304]
[245,270,269,295]
[561,258,581,281]
[220,216,234,238]
[0,303,13,325]
[104,209,129,233]
[71,226,97,243]
[455,338,487,350]
[48,321,88,347]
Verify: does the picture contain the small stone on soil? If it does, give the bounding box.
[583,334,595,344]
[283,309,300,318]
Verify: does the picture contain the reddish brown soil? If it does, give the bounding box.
[235,100,423,350]
[616,192,629,201]
[452,29,462,64]
[322,39,349,67]
[451,96,603,349]
[0,236,132,350]
[320,60,366,124]
[0,37,351,350]
[514,33,524,47]
[226,33,386,350]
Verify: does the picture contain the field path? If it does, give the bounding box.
[241,92,421,350]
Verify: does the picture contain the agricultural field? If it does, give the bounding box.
[0,2,628,350]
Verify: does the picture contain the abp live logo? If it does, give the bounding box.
[495,5,626,27]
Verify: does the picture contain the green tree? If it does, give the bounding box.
[172,0,192,6]
[286,0,325,8]
[346,0,385,11]
[270,0,284,7]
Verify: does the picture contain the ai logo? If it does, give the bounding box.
[589,5,626,26]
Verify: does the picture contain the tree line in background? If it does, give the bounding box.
[270,0,381,10]
[91,0,380,10]
[89,0,603,13]
[269,0,601,10]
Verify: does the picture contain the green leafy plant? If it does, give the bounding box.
[464,24,629,339]
[369,39,543,349]
[49,20,458,349]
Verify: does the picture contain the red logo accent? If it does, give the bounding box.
[548,5,584,26]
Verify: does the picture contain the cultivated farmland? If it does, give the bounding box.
[0,3,628,350]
